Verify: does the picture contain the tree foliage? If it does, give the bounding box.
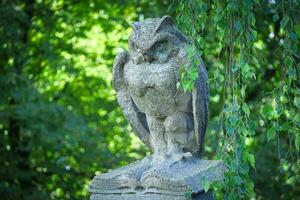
[0,0,169,199]
[0,0,299,200]
[176,0,299,199]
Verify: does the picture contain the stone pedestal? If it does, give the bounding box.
[89,156,224,200]
[90,190,213,200]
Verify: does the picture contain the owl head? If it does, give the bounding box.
[129,16,189,65]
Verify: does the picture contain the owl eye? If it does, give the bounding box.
[153,41,166,51]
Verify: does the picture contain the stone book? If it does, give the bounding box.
[89,156,225,199]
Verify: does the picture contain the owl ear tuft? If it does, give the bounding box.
[131,22,140,31]
[155,15,174,32]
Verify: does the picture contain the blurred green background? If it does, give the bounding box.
[0,0,299,200]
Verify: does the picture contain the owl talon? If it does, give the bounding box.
[168,149,193,163]
[182,152,193,161]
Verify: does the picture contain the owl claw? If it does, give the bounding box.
[167,147,193,163]
[172,152,193,163]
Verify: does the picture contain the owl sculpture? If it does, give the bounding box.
[88,16,223,198]
[112,15,209,165]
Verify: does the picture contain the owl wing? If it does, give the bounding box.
[112,51,151,147]
[192,59,209,157]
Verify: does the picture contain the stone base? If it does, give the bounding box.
[90,190,213,200]
[89,156,224,200]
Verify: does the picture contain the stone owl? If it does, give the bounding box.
[112,15,209,165]
[88,16,224,198]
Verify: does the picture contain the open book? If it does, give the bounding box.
[89,156,225,197]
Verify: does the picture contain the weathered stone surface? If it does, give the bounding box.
[89,156,224,199]
[112,15,209,159]
[89,15,224,199]
[90,191,214,200]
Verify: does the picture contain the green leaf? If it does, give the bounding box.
[241,86,246,98]
[184,189,192,199]
[284,56,293,67]
[295,134,300,152]
[183,83,188,92]
[201,177,211,193]
[294,97,300,108]
[293,113,300,127]
[287,67,297,80]
[273,14,279,22]
[295,24,300,37]
[189,66,198,81]
[228,193,236,200]
[196,37,205,49]
[234,20,242,33]
[247,153,255,168]
[274,122,281,131]
[232,63,239,73]
[245,181,255,196]
[280,15,289,28]
[216,27,224,39]
[253,0,260,5]
[261,106,270,118]
[229,115,238,126]
[251,29,257,41]
[227,127,234,136]
[281,122,290,131]
[234,175,242,185]
[267,127,276,141]
[288,32,298,41]
[218,74,224,82]
[242,103,250,117]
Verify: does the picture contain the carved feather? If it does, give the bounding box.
[112,51,151,147]
[192,59,209,157]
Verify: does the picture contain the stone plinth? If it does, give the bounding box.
[89,156,224,200]
[90,191,213,200]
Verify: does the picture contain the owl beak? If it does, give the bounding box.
[144,54,154,63]
[133,53,154,64]
[133,53,145,64]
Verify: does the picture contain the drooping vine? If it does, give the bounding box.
[266,0,300,157]
[176,0,299,199]
[211,1,258,199]
[176,0,258,199]
[176,0,208,92]
[261,0,300,185]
